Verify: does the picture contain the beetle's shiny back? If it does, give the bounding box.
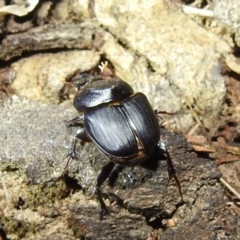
[84,92,160,165]
[122,93,160,150]
[74,78,134,112]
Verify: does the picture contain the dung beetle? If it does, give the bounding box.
[66,74,182,219]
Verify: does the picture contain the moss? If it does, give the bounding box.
[2,218,36,238]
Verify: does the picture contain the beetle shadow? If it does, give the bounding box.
[108,146,167,187]
[140,146,167,170]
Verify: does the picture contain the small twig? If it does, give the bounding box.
[98,61,108,72]
[184,97,202,126]
[186,123,200,136]
[220,177,240,200]
[182,5,214,18]
[215,156,240,165]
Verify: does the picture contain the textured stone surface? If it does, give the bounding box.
[213,0,240,30]
[11,50,100,103]
[0,0,239,239]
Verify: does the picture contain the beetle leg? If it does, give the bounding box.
[165,149,183,202]
[69,128,91,159]
[63,129,87,174]
[66,115,84,128]
[63,128,92,175]
[95,161,115,220]
[157,142,183,202]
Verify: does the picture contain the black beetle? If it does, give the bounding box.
[66,74,182,219]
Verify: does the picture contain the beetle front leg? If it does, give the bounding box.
[95,161,115,220]
[68,128,91,159]
[62,128,91,175]
[66,115,84,128]
[67,114,91,159]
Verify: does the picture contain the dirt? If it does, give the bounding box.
[0,0,240,239]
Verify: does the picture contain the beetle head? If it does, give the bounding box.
[71,73,93,90]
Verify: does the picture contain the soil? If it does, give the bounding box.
[0,0,240,239]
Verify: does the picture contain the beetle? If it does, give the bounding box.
[66,73,182,219]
